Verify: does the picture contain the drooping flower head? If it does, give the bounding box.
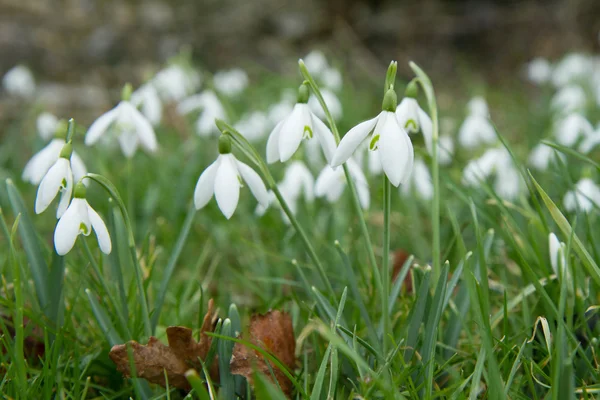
[131,83,162,127]
[315,158,370,209]
[462,146,522,201]
[214,68,249,97]
[458,97,497,149]
[178,90,227,137]
[563,177,600,212]
[395,81,433,154]
[2,65,35,98]
[35,142,74,218]
[194,135,269,219]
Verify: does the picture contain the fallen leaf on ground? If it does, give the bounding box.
[230,310,296,398]
[108,299,218,390]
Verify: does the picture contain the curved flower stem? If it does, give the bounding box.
[298,61,383,296]
[83,173,152,339]
[409,62,441,282]
[382,176,391,354]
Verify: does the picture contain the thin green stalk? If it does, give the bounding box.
[382,176,391,354]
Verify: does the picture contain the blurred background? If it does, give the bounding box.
[0,0,599,120]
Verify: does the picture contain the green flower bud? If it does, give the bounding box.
[59,142,73,159]
[382,88,398,112]
[55,120,69,140]
[73,181,87,199]
[297,83,310,104]
[121,83,133,102]
[405,79,419,99]
[384,61,398,93]
[218,134,232,154]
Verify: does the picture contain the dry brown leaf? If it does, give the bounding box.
[108,299,218,390]
[230,310,296,398]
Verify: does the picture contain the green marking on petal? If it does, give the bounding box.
[405,119,418,132]
[79,223,89,235]
[303,125,313,139]
[61,178,67,188]
[369,134,380,151]
[237,174,244,186]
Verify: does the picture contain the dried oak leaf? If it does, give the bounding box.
[108,299,218,390]
[230,310,296,398]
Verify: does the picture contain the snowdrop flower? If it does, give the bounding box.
[131,83,162,126]
[552,53,593,87]
[315,158,370,209]
[303,51,328,76]
[550,84,587,114]
[178,90,226,137]
[266,84,336,164]
[54,182,111,255]
[321,67,343,91]
[332,88,413,187]
[578,124,600,154]
[2,65,35,98]
[235,111,269,142]
[438,135,454,166]
[152,64,201,102]
[549,233,567,277]
[564,178,600,212]
[462,147,522,200]
[395,87,433,154]
[401,158,433,200]
[526,58,552,85]
[528,142,565,170]
[308,88,342,121]
[458,97,497,149]
[553,113,594,147]
[214,68,249,97]
[36,112,60,141]
[85,98,158,158]
[194,135,269,219]
[34,143,74,218]
[23,138,87,185]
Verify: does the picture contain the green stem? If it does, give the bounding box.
[382,176,391,354]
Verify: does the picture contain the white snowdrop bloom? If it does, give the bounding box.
[194,136,269,219]
[401,158,433,200]
[458,97,497,149]
[267,100,294,127]
[527,58,552,85]
[85,101,158,158]
[34,144,74,218]
[553,113,594,147]
[23,139,87,186]
[36,112,60,141]
[550,84,587,114]
[462,147,522,200]
[308,88,342,121]
[152,65,201,102]
[321,67,343,91]
[548,233,567,277]
[303,51,329,76]
[315,158,370,209]
[579,124,600,154]
[563,178,600,212]
[2,65,35,98]
[438,134,454,166]
[234,111,269,142]
[332,90,413,187]
[395,97,433,153]
[131,83,162,126]
[551,53,593,87]
[528,142,565,170]
[54,184,111,255]
[214,68,249,97]
[178,90,226,137]
[266,85,336,164]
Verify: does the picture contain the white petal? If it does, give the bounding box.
[35,158,69,214]
[194,158,220,210]
[549,233,560,275]
[315,166,341,199]
[214,155,240,219]
[356,181,370,209]
[418,108,433,154]
[54,198,84,255]
[235,159,269,207]
[118,131,139,158]
[310,112,337,164]
[278,104,308,162]
[127,103,158,153]
[70,151,88,184]
[331,115,379,166]
[266,119,285,164]
[22,139,63,184]
[56,163,73,218]
[88,203,112,254]
[378,115,413,186]
[395,98,420,133]
[85,107,119,145]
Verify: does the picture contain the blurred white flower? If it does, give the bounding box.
[308,88,342,121]
[332,110,413,187]
[579,123,600,154]
[528,142,565,170]
[458,97,497,149]
[267,100,294,127]
[553,113,593,147]
[131,83,162,126]
[552,53,593,87]
[527,58,552,85]
[564,178,600,212]
[35,150,73,218]
[2,65,35,98]
[36,112,60,141]
[315,158,369,209]
[321,67,343,91]
[85,101,158,158]
[548,233,567,278]
[235,111,269,142]
[303,51,328,76]
[23,139,87,186]
[439,134,454,165]
[178,90,226,137]
[266,102,336,164]
[214,68,249,97]
[54,191,111,255]
[462,147,522,200]
[550,84,587,114]
[396,97,433,153]
[401,158,433,200]
[194,151,269,219]
[153,65,201,102]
